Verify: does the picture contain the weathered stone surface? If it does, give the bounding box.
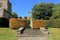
[0,8,3,17]
[19,37,48,40]
[17,28,48,40]
[0,0,14,19]
[0,0,11,12]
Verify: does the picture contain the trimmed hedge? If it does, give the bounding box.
[46,19,60,28]
[9,18,60,28]
[9,18,26,28]
[32,20,47,28]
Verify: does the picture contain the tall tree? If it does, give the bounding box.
[50,3,60,19]
[31,3,55,20]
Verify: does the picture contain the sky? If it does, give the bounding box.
[9,0,60,17]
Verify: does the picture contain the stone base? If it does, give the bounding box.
[19,37,48,40]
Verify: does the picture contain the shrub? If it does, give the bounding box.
[9,18,26,28]
[32,20,47,28]
[25,20,30,28]
[46,19,60,28]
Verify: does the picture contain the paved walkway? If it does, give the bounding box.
[17,28,48,40]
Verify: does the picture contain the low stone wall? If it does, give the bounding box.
[9,18,27,28]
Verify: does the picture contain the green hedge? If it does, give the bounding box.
[26,20,30,28]
[46,19,60,28]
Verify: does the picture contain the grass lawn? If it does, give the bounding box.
[48,28,60,40]
[0,28,18,40]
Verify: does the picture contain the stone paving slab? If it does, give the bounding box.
[19,37,48,40]
[17,28,47,37]
[17,28,48,40]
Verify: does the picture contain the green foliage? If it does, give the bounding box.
[46,19,60,28]
[12,12,18,18]
[26,20,30,28]
[46,3,60,28]
[50,3,60,19]
[31,3,55,20]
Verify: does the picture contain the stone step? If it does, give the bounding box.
[17,28,48,37]
[18,37,48,40]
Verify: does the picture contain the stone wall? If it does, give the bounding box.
[0,0,11,12]
[0,0,8,10]
[7,0,12,12]
[3,9,14,19]
[0,8,3,17]
[0,0,14,19]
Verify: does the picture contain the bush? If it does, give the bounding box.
[46,19,60,28]
[9,18,26,28]
[32,20,47,28]
[25,20,30,28]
